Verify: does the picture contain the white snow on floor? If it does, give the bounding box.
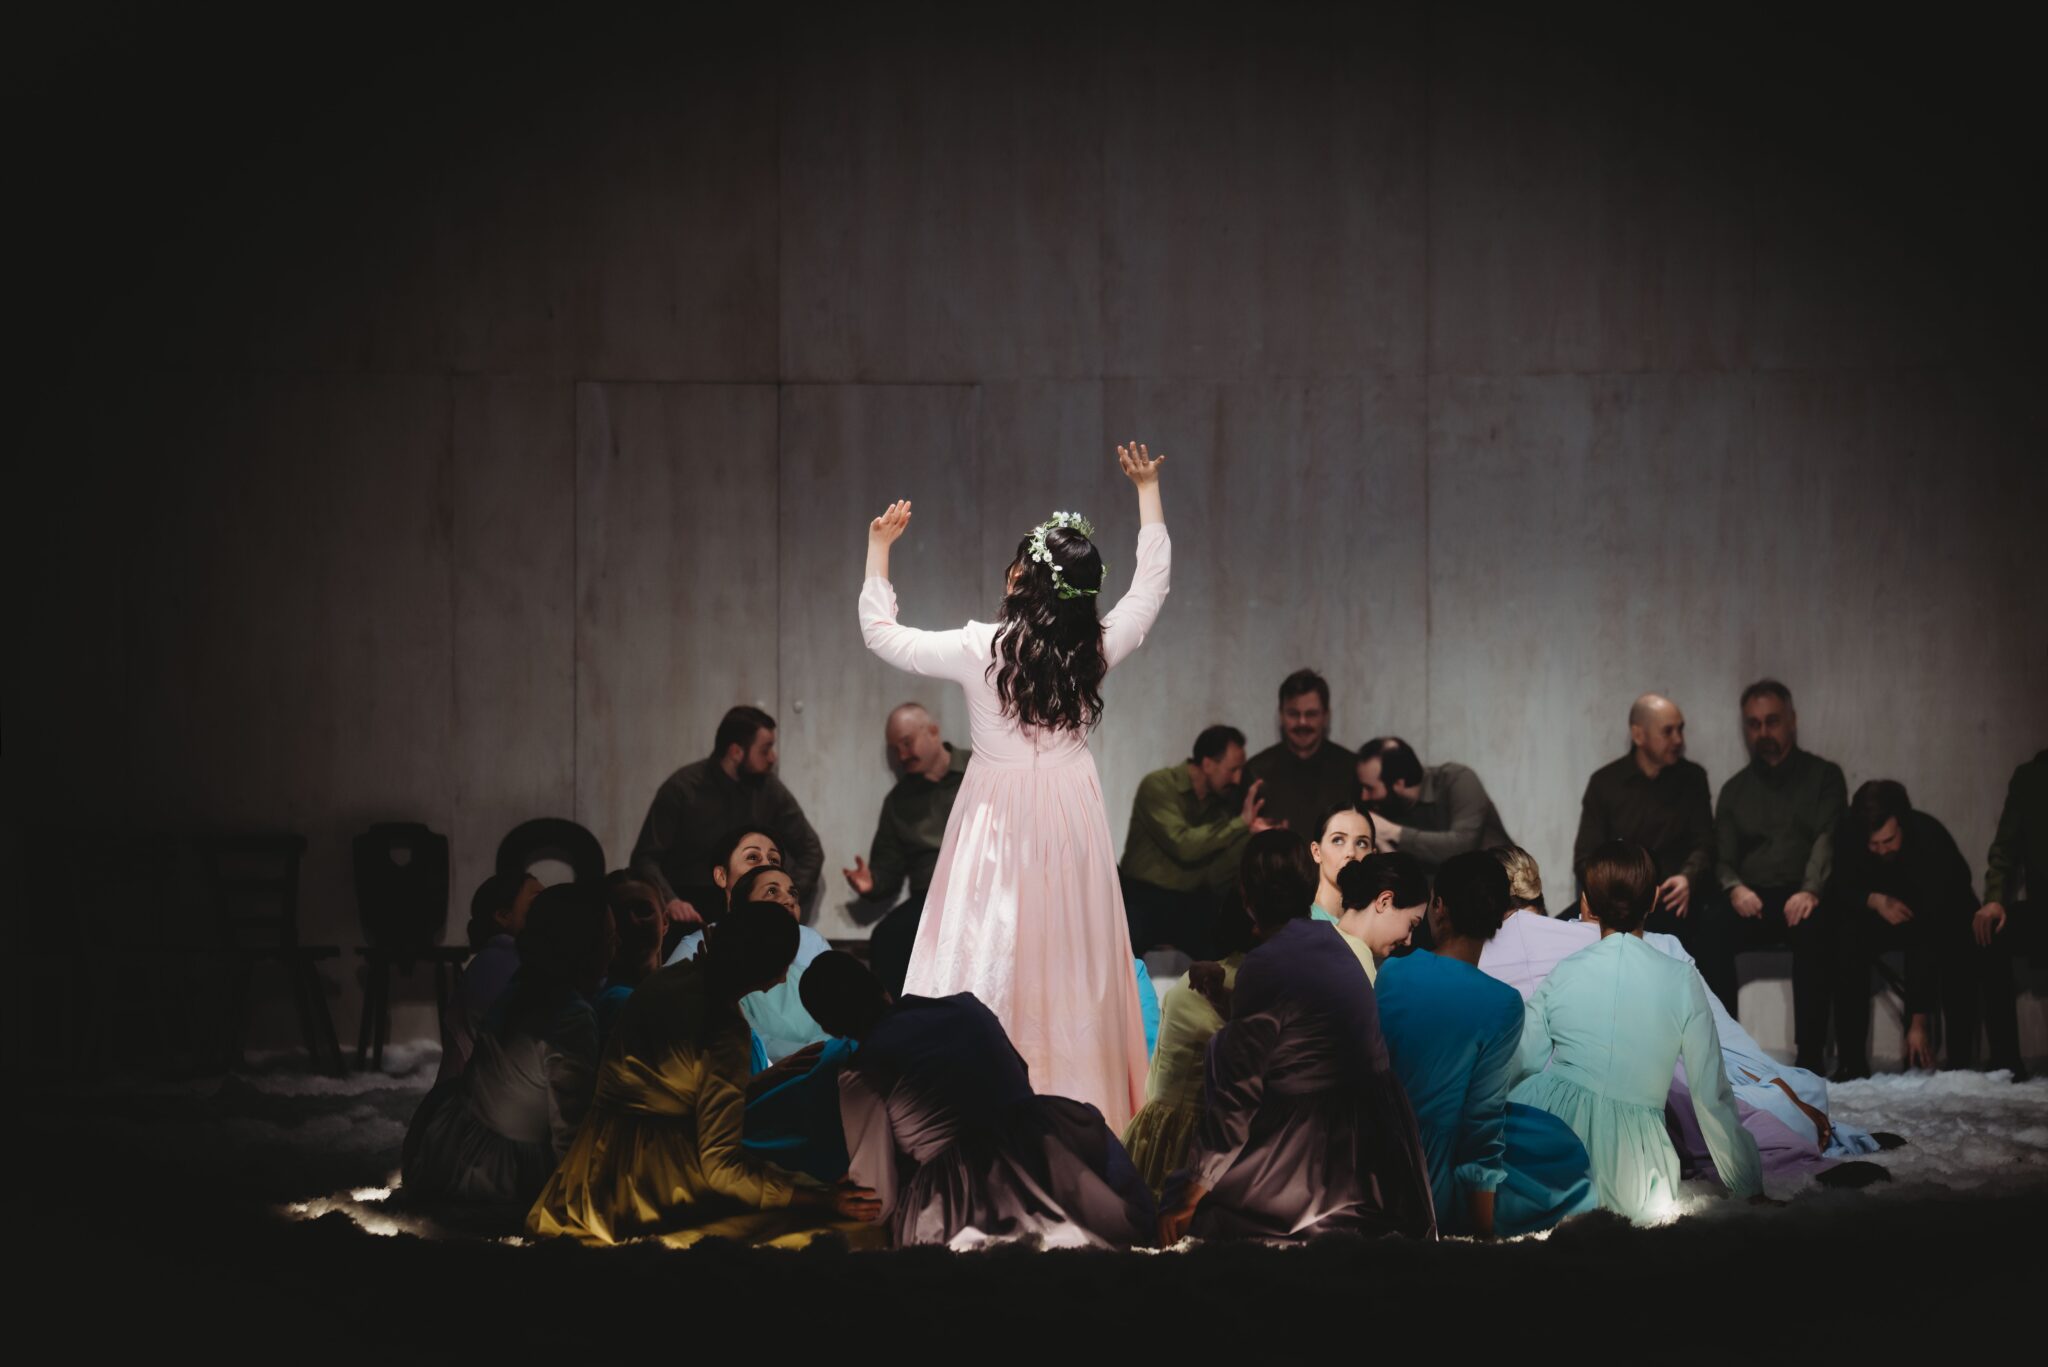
[1826,1070,2048,1192]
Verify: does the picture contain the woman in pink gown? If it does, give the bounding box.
[858,444,1169,1132]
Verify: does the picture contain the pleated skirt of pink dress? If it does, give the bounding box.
[903,749,1149,1134]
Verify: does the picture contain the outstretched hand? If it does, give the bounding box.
[869,499,913,546]
[1116,442,1165,487]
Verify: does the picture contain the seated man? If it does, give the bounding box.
[841,702,971,995]
[1976,751,2046,1076]
[1243,670,1357,838]
[670,863,833,1066]
[1711,679,1845,1069]
[1573,694,1719,965]
[1157,830,1435,1244]
[1827,780,2021,1077]
[631,704,824,923]
[527,901,882,1248]
[1121,723,1272,960]
[801,951,1155,1250]
[1358,735,1513,873]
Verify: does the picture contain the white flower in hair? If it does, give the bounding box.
[1025,509,1104,600]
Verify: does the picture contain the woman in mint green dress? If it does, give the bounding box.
[1510,841,1762,1223]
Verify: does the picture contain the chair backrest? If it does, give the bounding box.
[195,832,309,948]
[352,822,450,952]
[495,818,605,887]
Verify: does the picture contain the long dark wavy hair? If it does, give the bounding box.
[988,525,1107,733]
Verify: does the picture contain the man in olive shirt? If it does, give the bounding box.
[842,703,970,995]
[1977,749,2048,962]
[1712,679,1846,1072]
[1121,724,1275,958]
[1243,670,1356,838]
[1358,736,1513,872]
[1573,694,1717,950]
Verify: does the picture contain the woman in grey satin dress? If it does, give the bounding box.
[800,951,1156,1250]
[1158,829,1437,1244]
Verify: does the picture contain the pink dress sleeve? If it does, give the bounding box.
[1101,523,1171,669]
[860,577,986,683]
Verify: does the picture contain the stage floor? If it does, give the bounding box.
[20,1044,2047,1360]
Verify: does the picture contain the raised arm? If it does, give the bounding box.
[1102,443,1171,669]
[859,499,983,682]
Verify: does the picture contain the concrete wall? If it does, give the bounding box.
[13,9,2044,1054]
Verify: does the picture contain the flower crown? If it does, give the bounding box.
[1028,510,1105,599]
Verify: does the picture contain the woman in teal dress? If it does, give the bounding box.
[1509,841,1762,1223]
[1376,852,1596,1238]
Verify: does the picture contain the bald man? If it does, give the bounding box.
[1572,693,1722,966]
[842,703,970,995]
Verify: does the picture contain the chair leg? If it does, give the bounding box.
[308,961,345,1076]
[288,955,323,1069]
[372,963,392,1072]
[355,956,379,1070]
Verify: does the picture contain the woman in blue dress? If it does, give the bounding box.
[1376,851,1596,1238]
[1509,840,1762,1223]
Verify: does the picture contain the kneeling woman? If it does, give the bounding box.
[402,883,612,1216]
[527,901,882,1248]
[1509,841,1762,1223]
[1158,830,1435,1244]
[1375,852,1595,1238]
[801,952,1155,1249]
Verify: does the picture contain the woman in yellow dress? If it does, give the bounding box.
[527,900,884,1248]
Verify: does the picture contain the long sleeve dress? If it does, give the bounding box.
[858,521,1170,1132]
[1121,953,1244,1194]
[1508,933,1763,1223]
[1479,911,1876,1177]
[837,993,1156,1249]
[525,959,882,1249]
[1175,918,1436,1242]
[402,975,598,1213]
[1374,950,1596,1237]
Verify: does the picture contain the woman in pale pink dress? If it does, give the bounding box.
[859,444,1169,1132]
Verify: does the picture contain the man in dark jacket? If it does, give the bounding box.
[1825,779,2020,1079]
[631,705,825,923]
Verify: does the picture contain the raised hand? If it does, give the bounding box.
[869,499,913,546]
[1116,441,1165,487]
[1239,778,1267,828]
[866,499,912,579]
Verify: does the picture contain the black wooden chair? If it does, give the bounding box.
[495,817,606,886]
[196,832,346,1074]
[351,821,464,1071]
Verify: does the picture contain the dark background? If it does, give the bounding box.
[11,4,2044,1051]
